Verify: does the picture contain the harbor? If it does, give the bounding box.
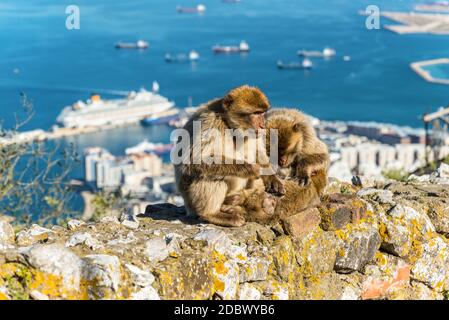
[410,58,449,85]
[377,11,449,35]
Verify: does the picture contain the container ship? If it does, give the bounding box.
[56,88,175,129]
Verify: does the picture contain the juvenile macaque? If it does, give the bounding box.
[266,108,329,192]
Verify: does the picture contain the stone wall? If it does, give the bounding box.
[1,180,449,300]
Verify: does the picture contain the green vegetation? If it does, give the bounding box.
[382,169,410,182]
[90,190,126,221]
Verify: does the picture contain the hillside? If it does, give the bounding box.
[1,178,449,300]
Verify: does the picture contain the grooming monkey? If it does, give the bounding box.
[174,85,285,227]
[265,108,329,191]
[238,107,329,222]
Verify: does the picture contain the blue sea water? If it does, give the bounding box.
[1,0,449,173]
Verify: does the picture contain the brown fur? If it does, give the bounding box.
[266,108,329,193]
[174,85,283,227]
[241,108,329,223]
[274,170,327,220]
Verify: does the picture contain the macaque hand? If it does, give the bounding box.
[295,169,311,187]
[262,174,286,196]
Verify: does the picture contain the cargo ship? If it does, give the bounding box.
[212,40,250,53]
[277,58,313,69]
[56,88,175,128]
[115,40,149,49]
[165,50,200,62]
[176,4,206,13]
[297,47,336,58]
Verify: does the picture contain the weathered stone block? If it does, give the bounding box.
[411,235,449,292]
[271,236,294,282]
[334,223,381,273]
[357,188,394,205]
[16,224,53,247]
[144,238,169,263]
[66,219,86,231]
[238,283,261,300]
[238,256,270,283]
[299,272,362,300]
[319,193,370,231]
[0,220,14,246]
[282,208,321,238]
[82,254,121,296]
[65,232,103,250]
[379,204,436,262]
[295,228,338,276]
[154,251,213,300]
[361,252,410,300]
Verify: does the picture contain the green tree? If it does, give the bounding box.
[0,93,79,225]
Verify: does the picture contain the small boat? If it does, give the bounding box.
[152,81,160,93]
[177,4,206,13]
[297,47,336,58]
[189,50,200,61]
[343,55,351,62]
[125,140,173,155]
[115,40,149,49]
[212,41,250,53]
[165,50,200,63]
[322,47,336,57]
[141,114,180,126]
[277,58,313,70]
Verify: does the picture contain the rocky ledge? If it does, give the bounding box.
[1,179,449,300]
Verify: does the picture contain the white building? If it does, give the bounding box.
[335,142,428,175]
[84,146,163,192]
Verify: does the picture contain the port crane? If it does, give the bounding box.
[422,104,449,163]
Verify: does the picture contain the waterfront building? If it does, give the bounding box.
[84,144,165,194]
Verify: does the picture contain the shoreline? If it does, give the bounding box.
[360,10,449,35]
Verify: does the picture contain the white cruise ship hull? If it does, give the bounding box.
[56,91,175,128]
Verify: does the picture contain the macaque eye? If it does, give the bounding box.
[254,111,264,115]
[293,123,302,132]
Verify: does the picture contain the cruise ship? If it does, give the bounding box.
[56,88,175,128]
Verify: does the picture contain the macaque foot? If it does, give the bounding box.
[221,204,246,216]
[261,193,276,216]
[208,210,245,227]
[223,194,244,206]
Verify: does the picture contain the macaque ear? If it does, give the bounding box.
[222,94,233,110]
[293,123,302,132]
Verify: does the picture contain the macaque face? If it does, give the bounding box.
[277,130,301,168]
[222,85,270,130]
[249,112,265,130]
[279,152,296,168]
